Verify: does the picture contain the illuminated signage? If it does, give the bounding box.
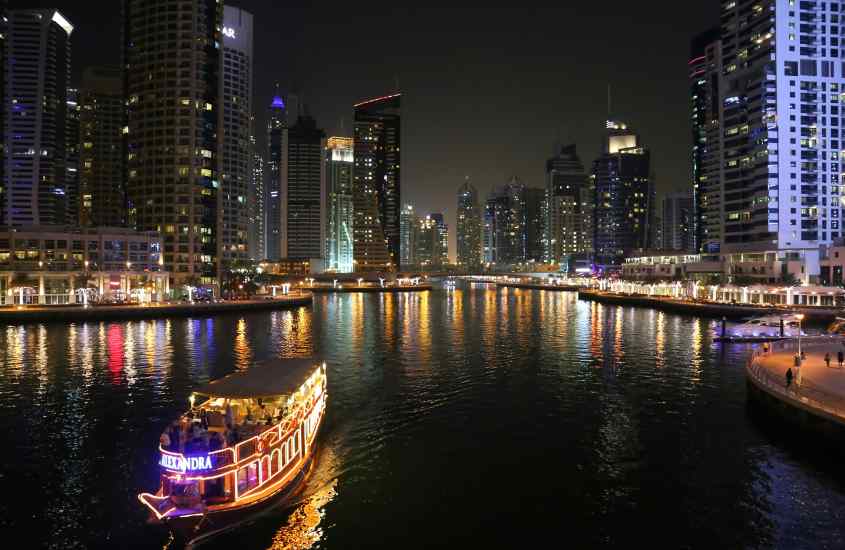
[222,27,236,39]
[160,453,212,472]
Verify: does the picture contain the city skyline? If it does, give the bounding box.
[9,2,721,261]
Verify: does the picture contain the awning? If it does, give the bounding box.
[193,358,321,399]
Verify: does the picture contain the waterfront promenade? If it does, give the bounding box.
[748,338,845,430]
[308,284,432,294]
[578,289,841,322]
[0,293,312,324]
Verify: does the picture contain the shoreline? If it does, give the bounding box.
[496,282,583,292]
[577,289,840,322]
[0,294,313,324]
[308,285,432,294]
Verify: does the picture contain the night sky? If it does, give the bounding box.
[11,3,720,259]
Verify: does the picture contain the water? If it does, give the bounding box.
[3,285,845,549]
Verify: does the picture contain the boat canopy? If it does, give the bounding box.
[192,358,321,399]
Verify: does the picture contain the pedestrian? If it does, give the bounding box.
[839,350,844,368]
[826,352,832,368]
[786,367,794,388]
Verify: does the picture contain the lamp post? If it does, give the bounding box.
[796,313,805,362]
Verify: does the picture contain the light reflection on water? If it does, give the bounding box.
[2,287,845,548]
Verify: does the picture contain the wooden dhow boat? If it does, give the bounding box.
[138,358,327,545]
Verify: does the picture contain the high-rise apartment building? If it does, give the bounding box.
[716,0,843,278]
[0,0,6,225]
[249,149,265,260]
[546,145,594,262]
[484,178,526,266]
[662,191,694,252]
[266,93,285,261]
[325,137,354,273]
[524,187,546,263]
[353,93,401,271]
[4,9,73,226]
[281,114,325,260]
[65,88,80,225]
[417,213,448,268]
[690,27,722,254]
[456,177,482,269]
[220,6,253,264]
[400,203,418,267]
[593,120,654,265]
[123,0,223,286]
[79,66,126,228]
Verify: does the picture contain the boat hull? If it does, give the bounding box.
[167,448,318,546]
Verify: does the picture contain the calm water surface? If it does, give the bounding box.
[3,284,845,549]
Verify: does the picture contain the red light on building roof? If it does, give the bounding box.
[354,92,401,108]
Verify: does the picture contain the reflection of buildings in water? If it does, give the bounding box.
[613,307,623,365]
[124,321,137,385]
[106,324,125,383]
[267,478,338,550]
[589,303,604,363]
[655,311,665,368]
[690,318,704,382]
[234,317,252,370]
[448,289,465,350]
[80,323,94,382]
[416,291,431,365]
[270,307,315,358]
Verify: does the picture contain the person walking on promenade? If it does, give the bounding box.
[839,350,844,368]
[825,352,832,368]
[786,367,794,388]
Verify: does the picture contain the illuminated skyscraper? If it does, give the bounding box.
[416,213,448,268]
[456,177,481,269]
[593,121,654,265]
[123,0,223,286]
[250,148,265,260]
[65,88,80,224]
[0,0,5,225]
[400,203,418,267]
[266,92,286,261]
[281,114,326,260]
[325,137,354,273]
[79,66,126,227]
[484,178,526,266]
[4,9,73,225]
[353,93,401,271]
[546,145,593,262]
[221,6,253,264]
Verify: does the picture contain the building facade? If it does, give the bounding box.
[220,6,253,265]
[266,93,285,261]
[123,0,223,287]
[484,178,526,266]
[593,120,654,265]
[0,0,5,225]
[456,177,481,269]
[524,187,546,263]
[690,27,722,254]
[546,144,593,263]
[4,9,73,226]
[353,93,401,271]
[79,66,126,228]
[282,114,325,260]
[325,137,354,273]
[65,88,80,225]
[662,191,694,251]
[249,147,265,260]
[716,0,844,279]
[416,213,448,269]
[400,203,418,268]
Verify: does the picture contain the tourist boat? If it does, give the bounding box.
[138,358,327,545]
[715,314,805,342]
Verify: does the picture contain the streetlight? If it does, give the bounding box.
[796,313,805,363]
[357,278,363,287]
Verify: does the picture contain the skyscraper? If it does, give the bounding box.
[400,203,419,267]
[220,6,253,264]
[65,88,80,225]
[593,120,654,265]
[690,28,722,254]
[416,213,448,268]
[717,0,841,279]
[123,0,223,286]
[524,187,546,263]
[325,137,354,273]
[484,178,526,266]
[0,0,6,225]
[662,191,694,252]
[456,177,481,269]
[281,114,326,260]
[546,145,594,263]
[79,66,126,227]
[4,9,73,226]
[266,92,286,261]
[353,93,401,271]
[250,149,265,260]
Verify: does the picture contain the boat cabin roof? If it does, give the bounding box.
[193,358,321,399]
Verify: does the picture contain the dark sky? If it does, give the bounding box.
[12,3,720,260]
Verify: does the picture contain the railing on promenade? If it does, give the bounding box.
[747,339,845,422]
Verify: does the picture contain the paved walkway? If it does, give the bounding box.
[750,337,845,422]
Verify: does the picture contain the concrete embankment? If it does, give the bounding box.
[0,294,313,324]
[309,285,432,294]
[577,289,840,322]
